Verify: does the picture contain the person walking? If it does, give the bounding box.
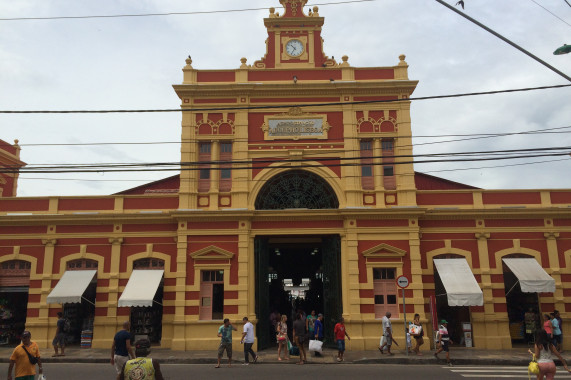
[525,308,538,343]
[334,317,350,362]
[119,338,164,380]
[411,313,424,355]
[543,314,553,339]
[313,313,324,357]
[434,319,453,366]
[7,330,43,380]
[379,311,397,355]
[293,312,307,364]
[306,310,317,341]
[554,310,563,353]
[111,321,135,377]
[276,314,289,361]
[216,318,237,368]
[52,311,66,357]
[240,316,258,365]
[551,313,562,353]
[527,329,570,380]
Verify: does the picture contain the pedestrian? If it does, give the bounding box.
[411,313,424,355]
[379,311,397,355]
[240,316,258,365]
[313,313,324,357]
[52,311,66,357]
[406,327,412,354]
[551,313,562,353]
[216,318,237,368]
[111,321,135,377]
[306,310,317,340]
[7,330,43,380]
[293,312,307,364]
[119,338,164,380]
[554,310,563,353]
[527,329,570,380]
[434,319,453,366]
[525,308,538,343]
[334,317,350,362]
[543,314,553,339]
[276,314,289,361]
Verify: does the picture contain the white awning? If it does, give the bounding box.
[503,258,555,293]
[118,270,164,307]
[46,270,97,304]
[434,258,483,307]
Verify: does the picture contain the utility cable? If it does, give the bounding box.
[434,0,571,83]
[528,0,571,27]
[0,84,569,114]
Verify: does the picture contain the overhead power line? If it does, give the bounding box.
[434,0,571,83]
[0,0,376,21]
[527,0,571,27]
[0,84,569,114]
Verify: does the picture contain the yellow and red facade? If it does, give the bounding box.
[0,0,569,351]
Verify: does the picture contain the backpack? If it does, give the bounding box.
[63,318,71,333]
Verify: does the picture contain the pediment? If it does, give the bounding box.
[362,243,407,258]
[189,245,235,260]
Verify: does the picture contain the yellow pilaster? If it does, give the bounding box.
[544,231,564,311]
[171,230,188,350]
[33,238,57,348]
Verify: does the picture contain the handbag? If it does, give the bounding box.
[277,333,286,342]
[528,355,539,375]
[309,339,323,353]
[286,339,292,351]
[21,344,38,365]
[289,345,300,356]
[409,324,422,336]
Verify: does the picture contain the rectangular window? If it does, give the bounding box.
[373,268,398,318]
[361,166,372,177]
[200,168,210,179]
[199,270,224,320]
[219,142,233,192]
[360,141,372,151]
[199,142,211,153]
[383,166,394,177]
[198,142,212,192]
[360,140,374,190]
[221,168,231,179]
[382,140,394,151]
[220,143,232,153]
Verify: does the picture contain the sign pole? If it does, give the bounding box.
[403,288,407,356]
[396,275,410,357]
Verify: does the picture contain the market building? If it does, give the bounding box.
[0,0,569,351]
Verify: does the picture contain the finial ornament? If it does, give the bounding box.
[398,54,407,66]
[240,57,249,68]
[185,56,193,66]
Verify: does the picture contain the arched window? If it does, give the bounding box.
[255,170,339,210]
[66,259,98,271]
[0,260,31,287]
[133,258,164,270]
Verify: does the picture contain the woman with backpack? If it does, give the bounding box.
[52,312,67,357]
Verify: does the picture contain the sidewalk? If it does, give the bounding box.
[0,345,545,366]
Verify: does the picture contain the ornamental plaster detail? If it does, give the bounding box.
[189,245,235,260]
[361,243,407,258]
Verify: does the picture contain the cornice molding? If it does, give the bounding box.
[361,243,407,258]
[189,245,235,260]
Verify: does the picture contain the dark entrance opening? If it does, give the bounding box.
[433,256,471,347]
[503,255,540,345]
[255,235,342,350]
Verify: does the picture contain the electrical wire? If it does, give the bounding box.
[0,0,377,21]
[527,0,571,27]
[1,84,569,114]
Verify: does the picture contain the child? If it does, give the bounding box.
[333,317,351,362]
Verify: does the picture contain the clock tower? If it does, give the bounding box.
[253,0,336,69]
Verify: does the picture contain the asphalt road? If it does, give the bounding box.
[5,363,570,380]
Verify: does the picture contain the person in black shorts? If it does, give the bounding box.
[411,313,424,355]
[434,320,453,366]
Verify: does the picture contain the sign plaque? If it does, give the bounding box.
[261,107,331,140]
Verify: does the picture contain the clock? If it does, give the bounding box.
[285,39,304,57]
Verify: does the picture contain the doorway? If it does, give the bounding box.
[256,235,342,349]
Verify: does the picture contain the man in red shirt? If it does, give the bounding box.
[333,317,351,362]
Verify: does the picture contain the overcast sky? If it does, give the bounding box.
[1,0,570,197]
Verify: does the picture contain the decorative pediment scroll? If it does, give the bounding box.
[361,243,407,258]
[189,245,235,260]
[261,107,331,140]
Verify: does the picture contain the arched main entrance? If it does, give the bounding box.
[254,170,339,210]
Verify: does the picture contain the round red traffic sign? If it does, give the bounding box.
[396,275,410,289]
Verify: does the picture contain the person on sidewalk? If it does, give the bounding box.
[379,311,397,355]
[293,312,307,365]
[111,321,135,377]
[216,318,237,368]
[276,314,290,361]
[554,310,563,353]
[306,310,317,341]
[528,329,571,380]
[52,311,66,357]
[334,317,350,362]
[119,338,164,380]
[313,313,324,357]
[551,313,562,353]
[240,316,258,365]
[7,330,43,380]
[411,313,424,355]
[434,319,453,366]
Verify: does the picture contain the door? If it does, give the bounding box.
[322,235,342,347]
[255,237,271,349]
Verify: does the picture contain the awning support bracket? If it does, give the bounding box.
[505,280,520,297]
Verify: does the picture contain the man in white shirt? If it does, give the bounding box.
[379,311,397,355]
[240,317,258,365]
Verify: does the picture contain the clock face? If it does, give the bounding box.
[285,39,304,57]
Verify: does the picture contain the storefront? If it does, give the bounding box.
[0,260,30,345]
